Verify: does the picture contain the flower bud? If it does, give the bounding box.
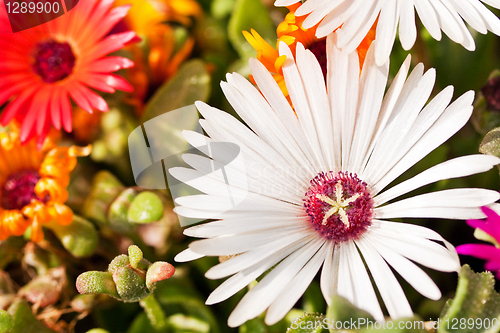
[76,245,174,302]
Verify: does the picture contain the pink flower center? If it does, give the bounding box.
[308,39,327,79]
[32,40,76,83]
[304,172,373,243]
[1,170,47,210]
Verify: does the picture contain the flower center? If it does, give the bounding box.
[1,170,47,210]
[304,172,373,242]
[32,40,76,83]
[308,39,327,79]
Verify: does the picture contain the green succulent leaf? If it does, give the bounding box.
[0,309,13,333]
[287,313,327,333]
[48,215,98,258]
[7,301,57,333]
[141,60,211,123]
[439,265,500,333]
[127,192,164,224]
[227,0,275,59]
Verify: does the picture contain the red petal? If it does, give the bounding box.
[60,93,72,132]
[50,88,62,130]
[78,85,109,112]
[78,73,116,93]
[36,87,52,136]
[84,31,136,63]
[89,56,134,73]
[0,86,37,125]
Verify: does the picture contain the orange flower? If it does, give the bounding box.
[113,0,200,114]
[244,4,377,100]
[115,0,202,33]
[0,0,137,146]
[0,122,91,242]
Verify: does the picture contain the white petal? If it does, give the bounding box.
[374,188,500,219]
[368,237,442,300]
[206,236,313,305]
[470,0,500,35]
[174,247,205,262]
[373,91,475,194]
[356,236,414,319]
[295,0,332,18]
[274,0,299,6]
[448,0,487,34]
[364,64,434,183]
[374,154,500,205]
[227,238,325,327]
[414,0,442,40]
[265,241,328,325]
[369,221,460,272]
[302,0,348,35]
[320,242,337,305]
[280,43,326,169]
[374,0,399,66]
[399,1,417,50]
[184,215,305,238]
[342,240,384,320]
[348,42,389,172]
[360,55,412,170]
[189,228,311,256]
[249,58,318,169]
[324,33,360,172]
[205,232,308,279]
[336,0,381,53]
[295,44,335,170]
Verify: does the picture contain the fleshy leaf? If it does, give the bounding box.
[0,309,12,333]
[7,301,57,333]
[127,192,164,224]
[107,188,137,233]
[76,271,120,299]
[81,171,125,225]
[439,264,500,333]
[326,295,374,325]
[287,313,327,333]
[141,60,211,123]
[47,215,98,258]
[227,0,275,59]
[480,127,500,159]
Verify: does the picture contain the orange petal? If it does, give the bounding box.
[48,203,73,226]
[30,215,44,242]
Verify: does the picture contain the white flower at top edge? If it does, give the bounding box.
[273,0,500,65]
[170,33,500,327]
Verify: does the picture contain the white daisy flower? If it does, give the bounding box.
[170,34,500,327]
[273,0,500,65]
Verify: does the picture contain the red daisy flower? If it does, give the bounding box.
[0,0,137,146]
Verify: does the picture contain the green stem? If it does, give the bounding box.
[139,294,167,331]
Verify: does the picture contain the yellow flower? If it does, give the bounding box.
[115,0,202,34]
[244,4,377,100]
[0,123,91,242]
[114,0,200,115]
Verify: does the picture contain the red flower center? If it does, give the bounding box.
[308,39,327,79]
[304,171,373,243]
[1,170,47,210]
[32,40,76,83]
